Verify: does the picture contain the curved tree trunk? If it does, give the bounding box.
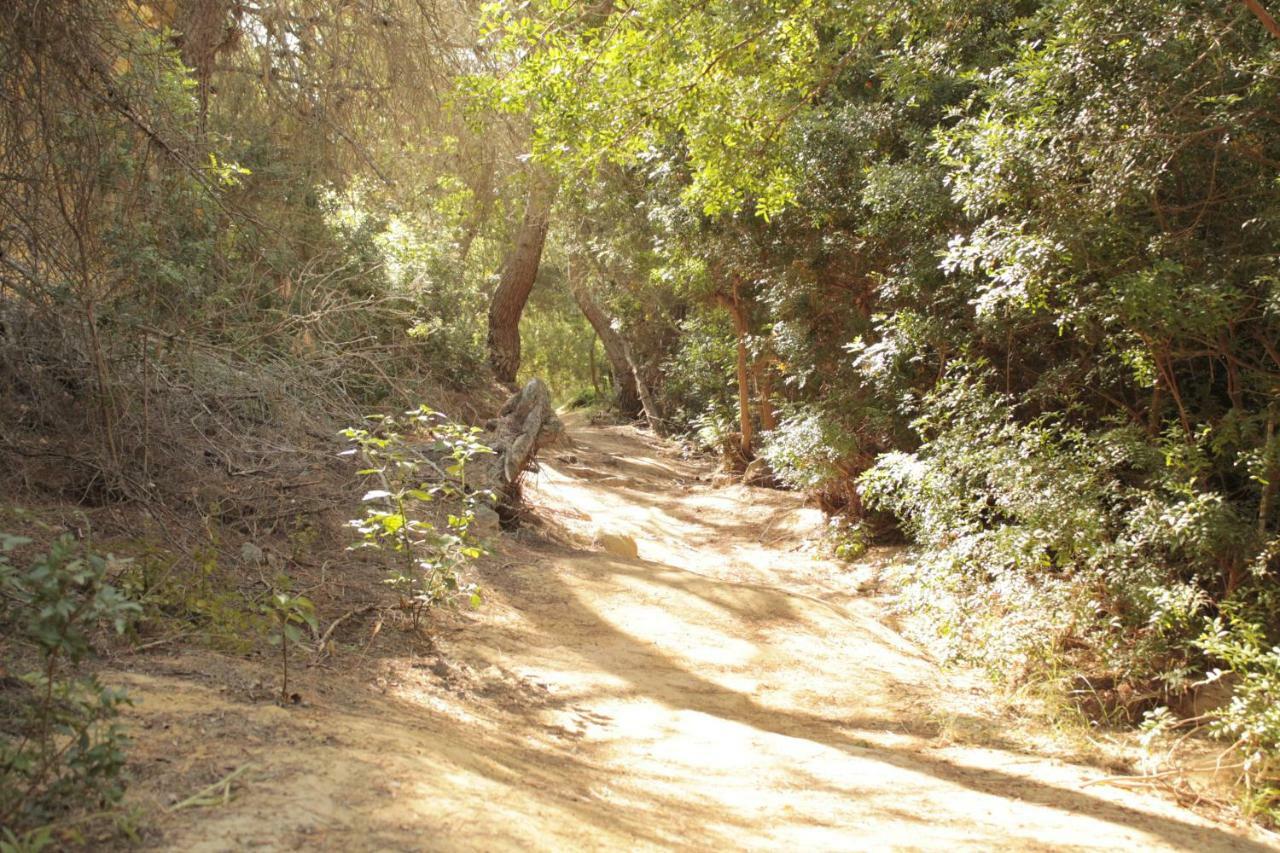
[568,259,642,418]
[487,178,553,385]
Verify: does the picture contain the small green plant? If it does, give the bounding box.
[826,517,870,562]
[261,583,317,703]
[342,405,494,628]
[0,533,141,836]
[117,545,263,654]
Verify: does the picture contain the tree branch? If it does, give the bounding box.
[1244,0,1280,39]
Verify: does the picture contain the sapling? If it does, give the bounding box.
[342,406,492,629]
[262,587,317,703]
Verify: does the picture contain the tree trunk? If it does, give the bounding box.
[568,259,642,417]
[487,178,553,385]
[717,281,754,460]
[472,379,564,514]
[756,357,778,432]
[622,339,661,432]
[588,332,601,398]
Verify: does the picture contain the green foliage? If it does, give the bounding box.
[261,583,318,703]
[825,518,870,562]
[342,407,494,628]
[662,311,738,436]
[761,404,876,512]
[1196,613,1280,821]
[516,261,603,403]
[857,371,1255,693]
[475,0,852,217]
[114,544,263,655]
[0,534,140,835]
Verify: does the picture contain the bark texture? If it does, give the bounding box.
[488,180,553,385]
[755,357,779,432]
[473,378,563,511]
[622,339,661,432]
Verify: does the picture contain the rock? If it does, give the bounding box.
[742,457,773,486]
[596,531,639,560]
[472,504,501,534]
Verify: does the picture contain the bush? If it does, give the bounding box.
[859,370,1250,704]
[1196,611,1280,822]
[0,534,140,837]
[342,406,494,628]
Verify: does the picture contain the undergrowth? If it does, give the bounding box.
[343,406,495,629]
[0,534,140,846]
[859,371,1280,822]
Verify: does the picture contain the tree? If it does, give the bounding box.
[487,175,554,384]
[567,256,642,418]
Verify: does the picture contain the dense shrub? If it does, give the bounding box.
[0,535,140,839]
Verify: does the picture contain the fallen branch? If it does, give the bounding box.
[131,633,189,653]
[169,764,255,812]
[313,605,381,658]
[472,378,564,511]
[1079,762,1246,788]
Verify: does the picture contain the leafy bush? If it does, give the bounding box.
[1196,613,1280,821]
[0,534,140,836]
[342,407,494,628]
[859,371,1240,699]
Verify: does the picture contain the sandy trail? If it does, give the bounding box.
[123,418,1274,851]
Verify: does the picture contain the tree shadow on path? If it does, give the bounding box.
[474,545,1270,853]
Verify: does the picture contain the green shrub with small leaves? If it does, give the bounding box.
[262,583,318,703]
[0,534,141,836]
[1195,613,1280,822]
[859,370,1239,697]
[342,406,494,628]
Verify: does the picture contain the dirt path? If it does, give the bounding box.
[121,419,1275,851]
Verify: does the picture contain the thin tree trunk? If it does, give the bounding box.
[1260,409,1278,535]
[568,259,641,417]
[717,281,753,460]
[621,338,661,431]
[458,159,494,268]
[487,178,553,385]
[756,357,778,432]
[1245,0,1280,39]
[578,252,660,429]
[588,332,601,398]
